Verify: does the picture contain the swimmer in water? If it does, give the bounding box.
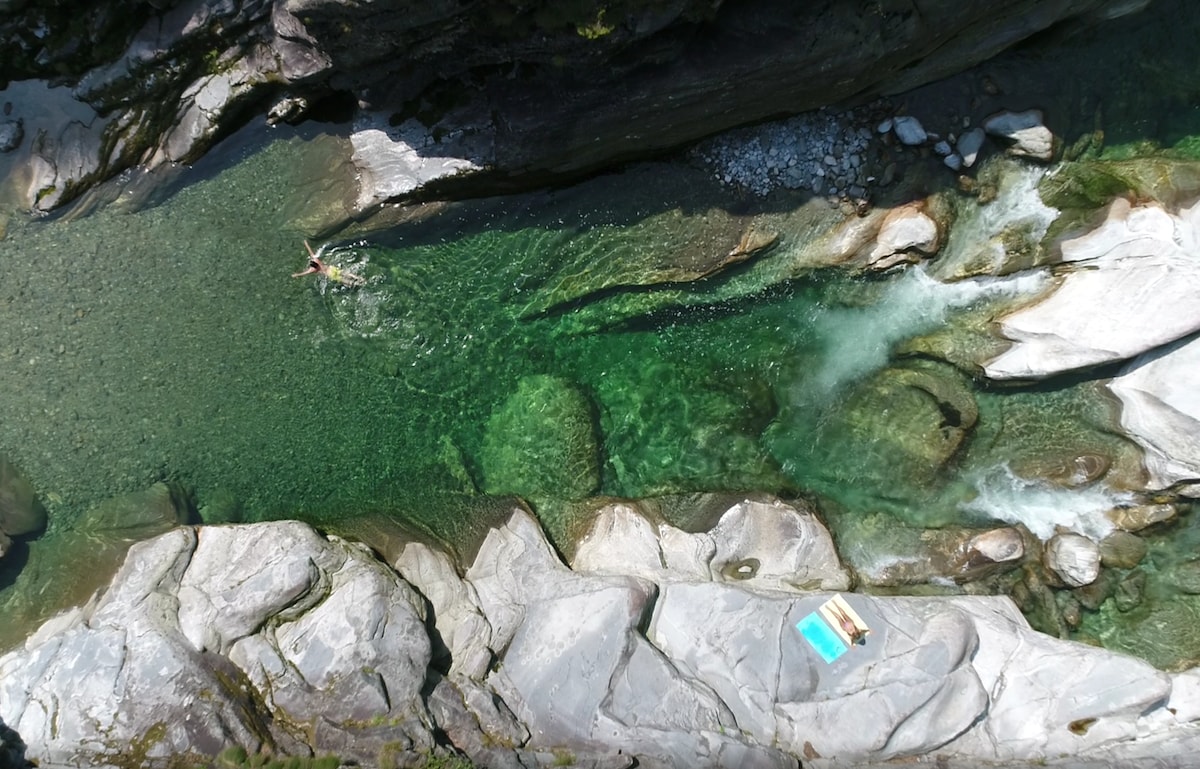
[292,240,366,287]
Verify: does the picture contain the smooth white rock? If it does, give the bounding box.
[467,508,794,768]
[986,197,1200,379]
[1109,334,1200,488]
[396,541,495,679]
[946,596,1172,761]
[0,522,436,767]
[1044,532,1101,587]
[571,499,851,591]
[868,202,940,266]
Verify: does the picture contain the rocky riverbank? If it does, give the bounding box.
[4,500,1200,769]
[0,0,1153,215]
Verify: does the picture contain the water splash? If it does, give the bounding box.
[933,162,1061,278]
[804,265,1048,398]
[960,464,1128,541]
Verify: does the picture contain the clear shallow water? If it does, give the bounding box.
[0,121,1132,546]
[2,0,1200,667]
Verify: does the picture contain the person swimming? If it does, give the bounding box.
[291,240,366,287]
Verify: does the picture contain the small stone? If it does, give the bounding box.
[944,153,963,171]
[877,118,894,134]
[892,115,927,146]
[956,127,986,167]
[1045,533,1101,588]
[934,140,952,156]
[0,119,23,153]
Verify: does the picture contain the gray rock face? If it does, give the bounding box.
[2,505,1198,768]
[0,522,435,767]
[571,498,852,592]
[0,0,1155,213]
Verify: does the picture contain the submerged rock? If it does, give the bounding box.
[0,482,188,655]
[807,359,978,498]
[0,456,43,538]
[479,375,600,501]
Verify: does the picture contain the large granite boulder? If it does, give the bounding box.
[1108,334,1200,490]
[0,521,436,767]
[986,198,1200,380]
[571,498,852,592]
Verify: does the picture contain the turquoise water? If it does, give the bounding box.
[5,0,1200,662]
[0,125,1131,548]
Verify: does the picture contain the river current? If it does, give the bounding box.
[2,0,1200,666]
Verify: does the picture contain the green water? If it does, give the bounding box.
[0,124,1132,543]
[5,0,1200,664]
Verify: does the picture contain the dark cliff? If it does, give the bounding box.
[0,0,1151,211]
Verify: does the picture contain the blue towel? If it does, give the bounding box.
[797,611,848,663]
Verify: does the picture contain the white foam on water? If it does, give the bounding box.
[960,464,1129,541]
[937,162,1061,275]
[806,265,1048,397]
